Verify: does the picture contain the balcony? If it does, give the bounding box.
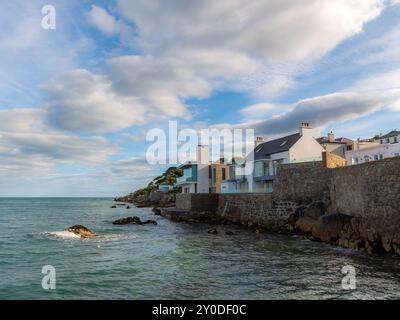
[176,176,197,185]
[253,174,275,182]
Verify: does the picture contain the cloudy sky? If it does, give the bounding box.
[0,0,400,196]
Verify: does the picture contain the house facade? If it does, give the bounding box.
[317,132,353,158]
[176,145,229,194]
[345,130,400,165]
[221,122,324,193]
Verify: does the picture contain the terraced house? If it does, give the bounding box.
[221,123,324,193]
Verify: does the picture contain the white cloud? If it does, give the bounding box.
[244,90,400,136]
[86,5,119,36]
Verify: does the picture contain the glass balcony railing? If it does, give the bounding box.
[176,176,197,184]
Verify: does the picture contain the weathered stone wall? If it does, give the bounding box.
[217,194,294,229]
[174,157,400,255]
[322,151,347,168]
[176,193,219,213]
[273,161,332,204]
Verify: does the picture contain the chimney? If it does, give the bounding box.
[197,144,209,166]
[299,122,313,137]
[327,131,335,142]
[255,136,266,147]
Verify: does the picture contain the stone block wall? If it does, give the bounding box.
[322,151,347,168]
[273,161,332,204]
[176,193,219,213]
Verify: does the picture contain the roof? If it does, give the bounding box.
[379,130,400,139]
[254,133,301,160]
[316,136,353,144]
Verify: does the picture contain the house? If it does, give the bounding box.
[220,158,248,193]
[222,122,324,193]
[158,184,172,193]
[176,145,229,194]
[345,130,400,165]
[317,132,353,158]
[377,130,400,145]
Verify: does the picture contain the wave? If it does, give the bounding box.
[43,231,138,242]
[46,230,82,239]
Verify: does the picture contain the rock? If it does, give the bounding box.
[141,220,158,225]
[312,213,352,243]
[126,206,131,209]
[112,216,157,226]
[295,216,318,233]
[113,216,142,225]
[66,225,96,238]
[254,228,264,234]
[152,207,162,215]
[225,231,234,235]
[110,205,117,208]
[208,229,218,235]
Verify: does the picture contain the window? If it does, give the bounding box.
[222,168,226,180]
[374,155,379,161]
[380,139,384,144]
[379,154,384,160]
[395,137,398,143]
[386,138,390,143]
[209,166,212,179]
[213,168,216,182]
[355,157,359,164]
[364,155,369,162]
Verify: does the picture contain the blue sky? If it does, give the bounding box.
[0,0,399,196]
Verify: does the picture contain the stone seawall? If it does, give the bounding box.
[174,157,400,255]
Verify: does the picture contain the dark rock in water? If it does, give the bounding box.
[126,206,131,209]
[113,216,142,225]
[66,225,96,238]
[225,231,234,235]
[208,229,218,235]
[110,205,117,208]
[152,207,162,215]
[141,220,158,225]
[254,228,264,234]
[112,216,157,226]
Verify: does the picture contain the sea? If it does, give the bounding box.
[0,198,399,299]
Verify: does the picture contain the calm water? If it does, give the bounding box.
[0,198,400,300]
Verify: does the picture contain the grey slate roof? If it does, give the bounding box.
[254,133,301,160]
[379,130,400,139]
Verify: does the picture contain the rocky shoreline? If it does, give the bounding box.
[114,190,176,208]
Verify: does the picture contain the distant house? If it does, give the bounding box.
[317,132,353,158]
[345,130,400,165]
[176,145,229,194]
[158,184,172,193]
[378,130,400,145]
[221,122,324,193]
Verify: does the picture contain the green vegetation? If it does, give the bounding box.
[130,167,183,198]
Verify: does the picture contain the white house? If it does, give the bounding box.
[221,123,324,193]
[345,130,400,165]
[176,145,210,194]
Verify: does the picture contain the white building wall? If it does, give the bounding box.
[346,143,400,165]
[289,135,324,162]
[196,145,210,193]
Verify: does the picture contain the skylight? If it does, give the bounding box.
[280,140,288,147]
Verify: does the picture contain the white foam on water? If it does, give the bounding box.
[46,230,82,239]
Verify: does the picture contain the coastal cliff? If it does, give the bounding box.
[168,157,400,256]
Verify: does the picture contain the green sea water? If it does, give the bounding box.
[0,198,400,299]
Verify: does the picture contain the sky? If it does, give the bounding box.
[0,0,400,197]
